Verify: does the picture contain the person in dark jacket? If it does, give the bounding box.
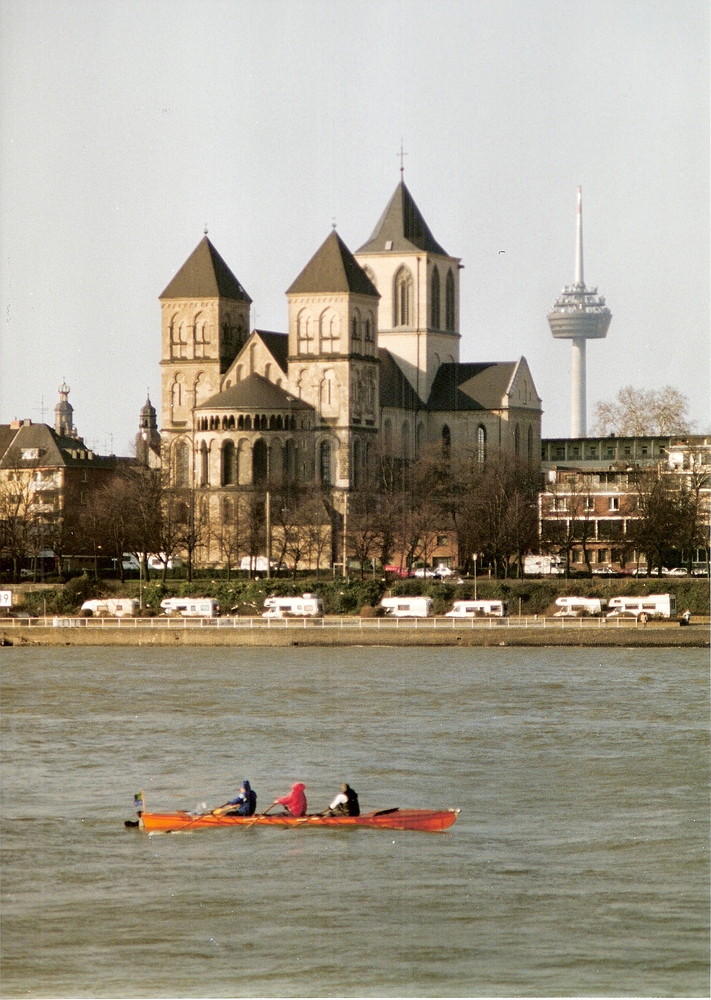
[225,780,257,816]
[328,783,360,816]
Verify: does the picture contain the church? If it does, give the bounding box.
[158,178,542,566]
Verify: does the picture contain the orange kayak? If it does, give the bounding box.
[135,807,459,833]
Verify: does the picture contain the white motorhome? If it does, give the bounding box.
[380,596,434,618]
[445,600,509,618]
[606,594,676,619]
[81,598,139,618]
[262,594,323,618]
[524,554,563,576]
[160,597,220,618]
[554,597,605,617]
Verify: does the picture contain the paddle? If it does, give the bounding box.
[243,800,279,828]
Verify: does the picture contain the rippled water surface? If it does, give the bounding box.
[1,646,708,998]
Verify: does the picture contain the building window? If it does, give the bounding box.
[445,270,455,331]
[222,441,236,486]
[199,441,209,486]
[297,310,315,354]
[584,497,595,511]
[514,424,520,457]
[320,441,332,485]
[609,497,620,511]
[393,267,413,327]
[437,535,448,546]
[320,309,340,353]
[351,313,361,352]
[477,425,486,465]
[174,441,189,486]
[352,439,361,488]
[430,266,440,329]
[252,439,268,485]
[441,424,451,458]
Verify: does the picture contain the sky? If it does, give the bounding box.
[0,0,708,455]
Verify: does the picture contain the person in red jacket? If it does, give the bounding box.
[274,782,307,817]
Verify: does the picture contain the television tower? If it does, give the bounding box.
[548,187,611,437]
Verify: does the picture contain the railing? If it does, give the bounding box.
[1,615,642,630]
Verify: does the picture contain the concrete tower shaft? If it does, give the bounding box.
[548,187,611,437]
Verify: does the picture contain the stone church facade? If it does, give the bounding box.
[158,180,542,567]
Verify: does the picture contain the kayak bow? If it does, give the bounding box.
[134,807,459,833]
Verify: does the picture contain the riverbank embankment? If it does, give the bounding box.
[3,621,708,648]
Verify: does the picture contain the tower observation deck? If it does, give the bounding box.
[548,187,611,437]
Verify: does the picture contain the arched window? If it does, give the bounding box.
[402,421,410,463]
[364,316,374,355]
[477,425,486,466]
[297,311,315,355]
[351,312,361,352]
[236,365,243,382]
[174,441,189,486]
[264,363,271,381]
[320,440,332,485]
[441,424,451,458]
[269,414,277,431]
[416,422,425,457]
[253,439,268,485]
[514,424,520,457]
[384,418,392,454]
[352,439,362,489]
[445,270,455,331]
[222,441,236,486]
[430,266,440,329]
[527,425,534,461]
[244,415,252,431]
[199,441,209,486]
[194,312,208,357]
[393,267,413,327]
[320,309,340,353]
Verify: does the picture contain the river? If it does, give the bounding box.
[1,646,708,998]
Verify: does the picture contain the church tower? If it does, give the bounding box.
[286,229,380,489]
[135,395,161,468]
[159,235,251,483]
[54,380,75,437]
[355,180,461,403]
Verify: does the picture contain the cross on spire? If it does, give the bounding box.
[397,140,408,177]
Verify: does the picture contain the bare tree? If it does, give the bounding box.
[592,385,692,436]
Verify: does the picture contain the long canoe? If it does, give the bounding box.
[134,807,459,833]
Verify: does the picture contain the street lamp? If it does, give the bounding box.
[472,553,478,600]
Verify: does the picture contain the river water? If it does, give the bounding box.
[0,646,708,998]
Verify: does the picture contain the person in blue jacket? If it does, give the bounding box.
[225,780,257,816]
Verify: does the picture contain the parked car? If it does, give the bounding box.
[384,565,412,578]
[592,567,616,576]
[414,567,437,578]
[662,567,688,577]
[691,567,709,577]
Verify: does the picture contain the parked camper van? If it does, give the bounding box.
[81,598,139,618]
[262,594,323,618]
[445,600,509,618]
[606,594,676,620]
[554,597,605,617]
[160,598,220,618]
[380,596,434,618]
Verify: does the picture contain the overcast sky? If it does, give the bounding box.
[1,0,708,454]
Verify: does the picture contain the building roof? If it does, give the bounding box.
[0,422,120,469]
[357,180,448,256]
[253,331,289,373]
[287,230,379,297]
[378,349,422,410]
[160,236,252,302]
[198,373,313,411]
[427,362,517,411]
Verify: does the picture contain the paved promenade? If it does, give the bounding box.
[2,616,708,648]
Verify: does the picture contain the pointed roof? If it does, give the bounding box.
[378,349,422,409]
[357,180,448,256]
[197,373,312,411]
[160,236,252,302]
[427,362,517,411]
[287,230,379,297]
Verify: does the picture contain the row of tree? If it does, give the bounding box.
[0,441,707,582]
